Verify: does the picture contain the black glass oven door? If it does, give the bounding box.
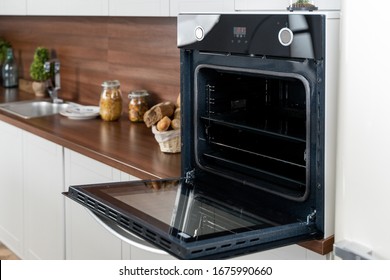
[63,178,319,259]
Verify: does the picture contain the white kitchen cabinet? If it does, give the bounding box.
[233,244,327,260]
[0,121,24,258]
[65,200,124,260]
[234,0,289,11]
[0,122,65,260]
[234,0,340,11]
[25,0,172,16]
[170,0,235,16]
[26,0,109,16]
[64,149,177,260]
[109,0,170,16]
[126,245,175,260]
[0,0,26,15]
[22,131,65,259]
[64,149,123,260]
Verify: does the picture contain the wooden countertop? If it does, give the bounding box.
[0,89,181,180]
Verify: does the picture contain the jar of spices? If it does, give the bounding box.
[128,90,149,122]
[99,80,123,121]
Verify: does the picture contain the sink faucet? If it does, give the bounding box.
[44,59,62,103]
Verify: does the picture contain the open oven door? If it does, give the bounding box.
[63,176,320,260]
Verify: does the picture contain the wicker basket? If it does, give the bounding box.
[152,126,181,153]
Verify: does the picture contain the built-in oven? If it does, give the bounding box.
[64,12,340,259]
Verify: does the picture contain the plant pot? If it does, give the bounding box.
[32,80,47,97]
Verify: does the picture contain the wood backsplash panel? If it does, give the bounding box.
[0,16,180,107]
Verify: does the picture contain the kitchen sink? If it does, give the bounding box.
[0,99,70,119]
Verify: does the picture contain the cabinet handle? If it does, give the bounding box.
[87,210,168,255]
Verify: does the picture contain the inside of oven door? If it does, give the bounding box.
[64,177,319,260]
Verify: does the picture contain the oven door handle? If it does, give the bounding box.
[87,210,169,255]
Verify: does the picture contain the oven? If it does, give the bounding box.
[64,12,339,259]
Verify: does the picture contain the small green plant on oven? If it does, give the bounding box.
[290,0,317,10]
[30,47,52,81]
[293,0,313,7]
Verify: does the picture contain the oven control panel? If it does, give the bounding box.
[178,14,325,60]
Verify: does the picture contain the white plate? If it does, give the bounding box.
[60,105,100,120]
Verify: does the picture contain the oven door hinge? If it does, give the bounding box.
[185,169,196,184]
[306,209,317,225]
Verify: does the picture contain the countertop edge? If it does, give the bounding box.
[0,111,177,180]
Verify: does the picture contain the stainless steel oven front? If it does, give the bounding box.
[64,12,340,259]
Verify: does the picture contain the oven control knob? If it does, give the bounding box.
[278,27,294,46]
[195,26,205,41]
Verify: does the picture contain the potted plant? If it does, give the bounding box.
[288,0,318,11]
[30,47,51,97]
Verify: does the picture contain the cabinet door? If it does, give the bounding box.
[109,0,170,16]
[232,244,327,260]
[234,0,289,11]
[26,0,109,16]
[234,0,340,11]
[171,0,235,16]
[64,150,176,260]
[0,121,23,258]
[23,131,65,259]
[127,245,176,260]
[64,149,123,260]
[0,0,26,15]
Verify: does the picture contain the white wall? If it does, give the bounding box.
[335,0,390,259]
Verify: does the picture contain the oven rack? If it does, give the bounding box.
[201,120,307,167]
[201,150,307,200]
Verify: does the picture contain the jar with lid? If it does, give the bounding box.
[128,90,149,122]
[99,80,123,121]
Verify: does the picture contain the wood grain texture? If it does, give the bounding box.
[0,93,181,180]
[0,16,180,108]
[299,235,334,255]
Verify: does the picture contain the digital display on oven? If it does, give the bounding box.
[233,26,246,38]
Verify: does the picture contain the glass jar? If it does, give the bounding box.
[128,90,149,122]
[99,80,123,121]
[2,48,18,88]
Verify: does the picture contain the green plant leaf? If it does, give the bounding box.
[30,47,52,81]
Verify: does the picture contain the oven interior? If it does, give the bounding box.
[194,66,310,202]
